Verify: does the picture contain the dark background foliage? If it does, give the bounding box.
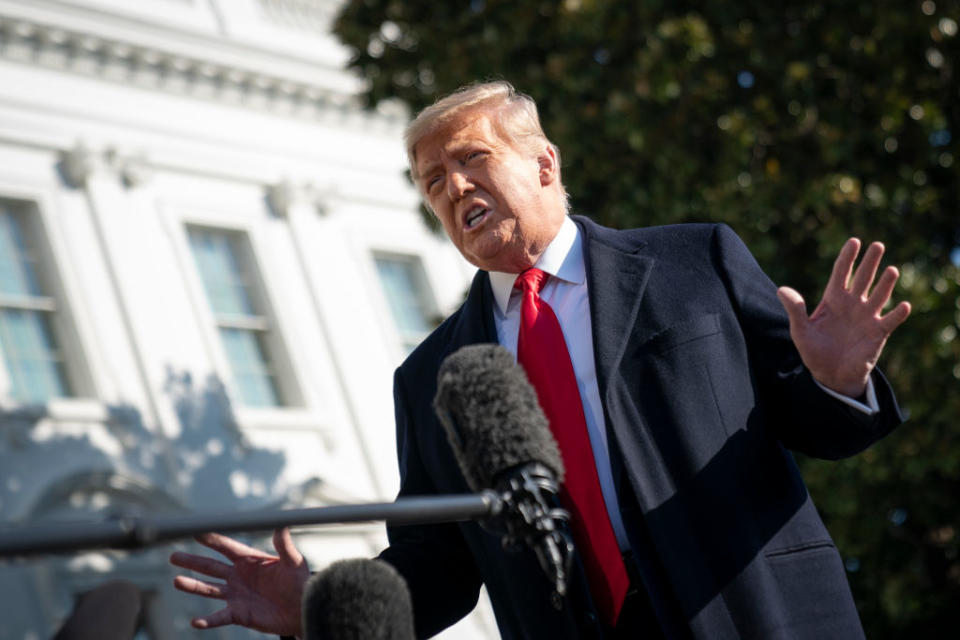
[333,1,960,635]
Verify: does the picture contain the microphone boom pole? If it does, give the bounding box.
[0,491,502,558]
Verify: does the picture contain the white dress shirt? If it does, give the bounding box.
[488,216,878,550]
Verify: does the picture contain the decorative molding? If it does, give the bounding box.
[0,15,404,128]
[266,180,331,218]
[265,180,294,217]
[257,0,340,34]
[59,144,154,189]
[117,153,153,188]
[58,143,100,189]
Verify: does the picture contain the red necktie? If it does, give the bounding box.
[514,268,629,626]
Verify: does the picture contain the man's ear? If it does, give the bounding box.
[537,145,559,186]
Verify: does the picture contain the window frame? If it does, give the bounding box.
[184,223,301,410]
[344,207,470,364]
[0,195,95,407]
[371,251,439,355]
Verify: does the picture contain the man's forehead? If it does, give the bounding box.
[414,110,502,167]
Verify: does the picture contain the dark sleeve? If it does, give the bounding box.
[711,224,904,459]
[377,368,483,638]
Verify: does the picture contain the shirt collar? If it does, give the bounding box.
[488,216,584,315]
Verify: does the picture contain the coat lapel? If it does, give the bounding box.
[574,216,662,505]
[575,216,655,400]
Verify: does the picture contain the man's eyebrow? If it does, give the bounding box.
[417,160,441,179]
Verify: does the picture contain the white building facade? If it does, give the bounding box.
[0,0,494,637]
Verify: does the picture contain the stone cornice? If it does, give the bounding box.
[0,14,407,128]
[55,142,420,214]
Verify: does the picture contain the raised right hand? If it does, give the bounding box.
[169,527,309,637]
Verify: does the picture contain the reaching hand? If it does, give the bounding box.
[776,238,911,398]
[169,528,309,637]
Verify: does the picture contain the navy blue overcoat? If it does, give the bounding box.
[380,217,902,640]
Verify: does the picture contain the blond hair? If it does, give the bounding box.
[405,80,562,186]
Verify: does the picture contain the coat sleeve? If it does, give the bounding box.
[377,367,483,638]
[710,223,904,459]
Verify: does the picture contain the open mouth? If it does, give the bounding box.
[465,206,489,229]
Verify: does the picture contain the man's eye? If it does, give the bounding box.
[466,151,486,162]
[427,176,442,192]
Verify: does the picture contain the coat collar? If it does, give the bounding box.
[454,266,498,347]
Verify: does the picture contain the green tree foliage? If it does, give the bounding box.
[334,1,960,635]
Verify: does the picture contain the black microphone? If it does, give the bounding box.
[302,558,415,640]
[433,343,574,607]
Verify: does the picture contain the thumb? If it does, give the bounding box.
[776,286,809,331]
[273,527,304,566]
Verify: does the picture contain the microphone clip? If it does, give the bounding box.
[491,462,574,608]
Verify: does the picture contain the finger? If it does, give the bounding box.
[777,286,809,330]
[879,301,911,334]
[169,551,232,579]
[850,241,885,298]
[824,238,861,297]
[192,607,235,629]
[196,532,266,562]
[173,575,227,599]
[865,265,899,314]
[273,527,304,566]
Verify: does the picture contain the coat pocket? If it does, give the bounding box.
[638,313,721,354]
[622,312,734,474]
[764,541,865,639]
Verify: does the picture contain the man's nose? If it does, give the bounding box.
[447,170,473,200]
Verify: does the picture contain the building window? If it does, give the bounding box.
[0,201,71,403]
[374,254,436,354]
[187,227,285,408]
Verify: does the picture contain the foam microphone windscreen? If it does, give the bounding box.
[302,558,414,640]
[433,343,564,491]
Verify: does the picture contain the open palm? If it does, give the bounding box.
[776,238,911,398]
[170,528,309,637]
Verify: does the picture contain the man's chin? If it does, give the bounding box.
[461,239,504,270]
[466,251,509,273]
[471,254,531,274]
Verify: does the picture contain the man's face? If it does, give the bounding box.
[413,109,562,273]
